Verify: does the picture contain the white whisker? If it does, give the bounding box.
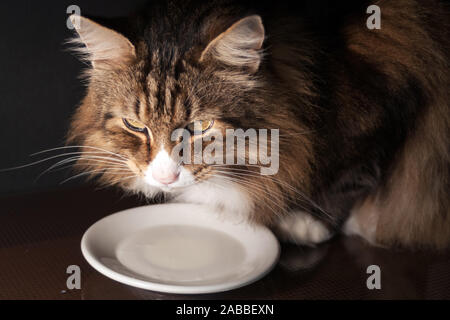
[31,145,128,160]
[212,166,333,220]
[35,156,129,181]
[210,173,288,219]
[1,151,128,173]
[60,167,132,185]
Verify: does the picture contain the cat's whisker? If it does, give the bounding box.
[31,145,128,160]
[38,162,121,178]
[213,169,320,219]
[203,174,284,219]
[212,166,333,221]
[61,155,129,169]
[93,174,140,192]
[35,156,129,181]
[194,176,229,191]
[0,151,128,173]
[223,180,286,220]
[209,173,289,219]
[107,174,139,185]
[202,176,285,220]
[60,167,133,185]
[211,171,283,199]
[45,164,76,174]
[213,166,312,200]
[213,169,289,197]
[66,153,129,165]
[210,164,270,169]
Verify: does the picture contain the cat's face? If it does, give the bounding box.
[68,14,269,197]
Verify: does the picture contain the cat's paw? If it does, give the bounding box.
[275,211,332,246]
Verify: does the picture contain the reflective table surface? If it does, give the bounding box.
[1,185,449,300]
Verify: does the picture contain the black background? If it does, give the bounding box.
[0,1,148,195]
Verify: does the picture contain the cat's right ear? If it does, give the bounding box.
[200,15,265,73]
[69,15,136,68]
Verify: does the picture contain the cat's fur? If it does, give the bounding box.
[68,0,450,249]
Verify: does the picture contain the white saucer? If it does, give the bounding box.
[81,203,280,294]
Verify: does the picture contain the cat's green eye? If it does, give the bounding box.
[123,118,147,132]
[186,120,214,135]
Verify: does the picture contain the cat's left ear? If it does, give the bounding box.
[200,15,265,73]
[69,15,136,68]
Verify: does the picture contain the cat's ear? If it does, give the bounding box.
[200,15,265,73]
[69,15,135,68]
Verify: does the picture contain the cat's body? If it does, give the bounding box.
[68,0,450,249]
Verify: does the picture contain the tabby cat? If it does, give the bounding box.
[68,0,450,249]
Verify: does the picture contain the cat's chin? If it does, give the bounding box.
[173,177,254,221]
[124,176,254,221]
[124,177,190,197]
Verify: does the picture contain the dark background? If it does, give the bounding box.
[0,1,148,195]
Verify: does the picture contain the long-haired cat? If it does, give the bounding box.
[67,0,450,249]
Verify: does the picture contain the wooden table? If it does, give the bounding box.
[1,185,449,300]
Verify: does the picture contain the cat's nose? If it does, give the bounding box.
[152,170,180,185]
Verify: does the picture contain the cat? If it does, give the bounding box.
[67,0,450,249]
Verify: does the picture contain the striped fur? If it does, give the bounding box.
[68,0,450,249]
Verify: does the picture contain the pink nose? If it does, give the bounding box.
[152,170,180,185]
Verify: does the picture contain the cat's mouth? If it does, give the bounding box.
[157,181,195,192]
[142,165,196,192]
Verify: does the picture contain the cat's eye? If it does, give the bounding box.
[186,120,214,135]
[123,118,147,132]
